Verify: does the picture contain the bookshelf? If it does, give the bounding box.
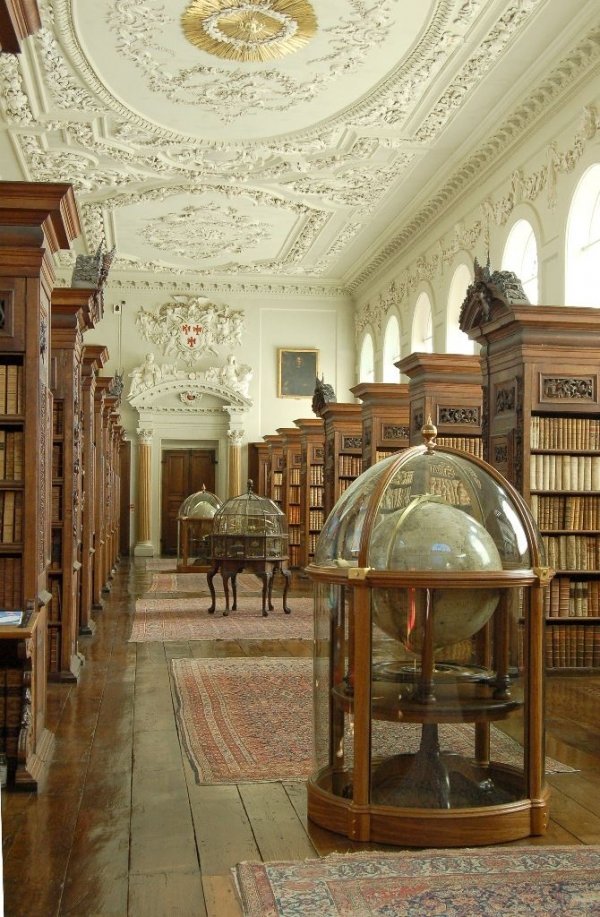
[247,441,270,496]
[263,433,284,509]
[0,180,80,786]
[294,417,324,569]
[277,427,302,568]
[460,298,600,671]
[321,404,363,518]
[397,352,484,458]
[350,382,410,469]
[80,345,109,634]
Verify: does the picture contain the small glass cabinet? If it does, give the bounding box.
[177,486,222,572]
[307,422,552,846]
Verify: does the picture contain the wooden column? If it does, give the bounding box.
[134,429,153,555]
[227,429,243,498]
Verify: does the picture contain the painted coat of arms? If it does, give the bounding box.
[136,295,244,365]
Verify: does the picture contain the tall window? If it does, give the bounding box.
[566,164,600,306]
[502,219,539,303]
[411,292,433,352]
[446,264,474,353]
[359,332,375,382]
[382,315,401,382]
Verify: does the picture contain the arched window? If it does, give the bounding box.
[411,292,433,353]
[502,219,539,304]
[446,264,474,354]
[566,164,600,306]
[382,315,401,382]
[359,332,375,382]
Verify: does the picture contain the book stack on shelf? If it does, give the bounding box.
[460,293,600,673]
[277,427,302,567]
[263,433,284,509]
[350,382,410,469]
[397,352,483,456]
[294,417,325,567]
[247,441,270,496]
[321,403,362,518]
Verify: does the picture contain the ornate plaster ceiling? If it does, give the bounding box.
[0,0,598,293]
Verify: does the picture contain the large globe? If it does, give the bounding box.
[370,496,502,655]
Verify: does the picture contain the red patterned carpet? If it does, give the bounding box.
[171,658,574,785]
[129,596,313,642]
[147,571,263,593]
[234,846,600,916]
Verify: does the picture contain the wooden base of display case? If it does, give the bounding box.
[14,727,55,792]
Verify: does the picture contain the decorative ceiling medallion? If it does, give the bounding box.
[181,0,317,62]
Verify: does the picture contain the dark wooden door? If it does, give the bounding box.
[160,449,216,555]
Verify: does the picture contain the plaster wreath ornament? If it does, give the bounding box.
[136,296,245,363]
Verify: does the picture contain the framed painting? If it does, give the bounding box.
[278,348,319,398]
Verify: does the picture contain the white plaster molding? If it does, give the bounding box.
[227,429,244,446]
[137,428,153,444]
[128,374,252,412]
[135,296,244,364]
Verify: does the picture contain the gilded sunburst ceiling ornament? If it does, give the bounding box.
[181,0,317,63]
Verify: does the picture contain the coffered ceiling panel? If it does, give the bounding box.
[0,0,598,292]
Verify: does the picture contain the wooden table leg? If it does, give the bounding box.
[281,565,292,614]
[207,563,218,614]
[222,573,234,616]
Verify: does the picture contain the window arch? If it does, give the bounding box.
[446,264,474,353]
[566,164,600,306]
[502,219,539,304]
[359,332,375,382]
[411,292,433,353]
[382,314,401,382]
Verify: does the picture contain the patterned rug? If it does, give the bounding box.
[145,558,178,571]
[234,846,600,916]
[172,657,574,785]
[129,596,313,642]
[147,572,262,593]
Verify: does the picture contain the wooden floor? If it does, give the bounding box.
[2,559,600,916]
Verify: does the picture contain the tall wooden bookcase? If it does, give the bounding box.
[321,404,363,519]
[48,288,100,681]
[263,433,284,509]
[397,352,484,457]
[247,441,270,496]
[461,299,600,672]
[80,345,109,634]
[277,427,302,568]
[294,417,324,569]
[350,382,410,470]
[0,181,80,787]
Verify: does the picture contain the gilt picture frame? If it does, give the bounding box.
[278,348,319,398]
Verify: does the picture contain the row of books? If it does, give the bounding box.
[0,363,24,416]
[531,494,600,531]
[272,486,282,503]
[47,626,62,674]
[289,529,301,546]
[436,436,484,457]
[309,485,324,504]
[48,578,62,623]
[287,505,301,525]
[309,509,325,530]
[308,532,319,553]
[0,491,23,543]
[52,442,64,478]
[288,468,301,485]
[428,475,472,506]
[338,455,363,476]
[545,623,600,668]
[0,429,24,480]
[288,485,301,503]
[53,400,64,436]
[0,667,25,759]
[529,454,600,490]
[530,415,600,451]
[0,557,22,608]
[544,576,600,617]
[542,535,600,571]
[309,466,324,485]
[289,544,301,566]
[52,484,63,523]
[375,449,398,463]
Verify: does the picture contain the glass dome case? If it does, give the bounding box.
[210,481,288,561]
[307,423,553,847]
[176,486,222,572]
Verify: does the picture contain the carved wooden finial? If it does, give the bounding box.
[247,479,254,493]
[422,416,437,452]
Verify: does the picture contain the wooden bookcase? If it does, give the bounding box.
[80,345,108,634]
[321,404,363,519]
[49,289,101,680]
[247,441,270,496]
[294,417,324,569]
[277,427,302,568]
[263,433,284,510]
[350,382,410,469]
[397,352,483,457]
[461,298,600,672]
[0,0,42,53]
[0,180,80,787]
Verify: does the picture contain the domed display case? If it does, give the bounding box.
[306,422,553,847]
[177,486,222,572]
[208,481,291,615]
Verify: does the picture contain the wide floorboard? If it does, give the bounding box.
[2,560,600,916]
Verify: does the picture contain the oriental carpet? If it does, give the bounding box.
[171,657,574,785]
[233,846,600,916]
[147,571,262,593]
[129,595,313,642]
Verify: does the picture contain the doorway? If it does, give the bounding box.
[160,449,216,555]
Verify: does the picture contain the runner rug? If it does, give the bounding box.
[233,846,600,917]
[129,596,313,642]
[171,657,574,785]
[145,558,178,572]
[147,572,262,593]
